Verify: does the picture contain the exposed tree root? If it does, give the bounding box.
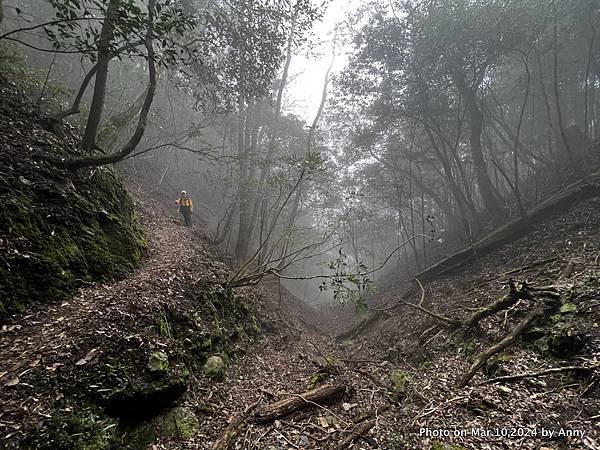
[254,384,346,424]
[399,278,536,330]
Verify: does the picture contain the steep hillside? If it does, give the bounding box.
[0,178,272,448]
[0,80,307,449]
[326,195,600,449]
[0,79,146,316]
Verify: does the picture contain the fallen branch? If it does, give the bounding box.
[461,279,532,328]
[478,364,599,385]
[254,385,346,424]
[337,419,376,450]
[399,279,462,326]
[211,397,262,450]
[456,301,546,388]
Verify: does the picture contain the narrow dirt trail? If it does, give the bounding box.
[4,188,598,450]
[0,193,227,444]
[0,187,390,449]
[0,196,197,385]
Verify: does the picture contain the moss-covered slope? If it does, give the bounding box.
[0,79,146,316]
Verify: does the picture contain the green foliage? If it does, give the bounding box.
[318,248,374,311]
[147,351,169,374]
[44,0,195,66]
[431,443,467,450]
[190,0,322,113]
[559,303,577,314]
[389,369,411,395]
[158,312,173,338]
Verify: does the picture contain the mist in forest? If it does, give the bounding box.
[2,0,599,307]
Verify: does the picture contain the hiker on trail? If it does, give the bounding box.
[176,190,193,226]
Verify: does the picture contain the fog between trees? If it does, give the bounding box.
[2,0,599,305]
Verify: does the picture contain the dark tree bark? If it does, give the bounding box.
[81,0,119,152]
[453,70,505,220]
[234,101,251,261]
[60,0,157,170]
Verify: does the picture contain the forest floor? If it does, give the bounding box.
[1,180,600,450]
[195,202,600,450]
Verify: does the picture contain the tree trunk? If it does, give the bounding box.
[453,71,505,219]
[60,0,156,170]
[253,10,297,257]
[234,101,251,262]
[241,104,261,246]
[418,167,600,280]
[81,0,119,152]
[277,185,302,269]
[552,0,576,169]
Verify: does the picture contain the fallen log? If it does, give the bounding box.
[478,364,599,386]
[418,168,600,280]
[254,384,346,424]
[337,419,376,450]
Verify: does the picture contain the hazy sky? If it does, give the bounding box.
[285,0,362,122]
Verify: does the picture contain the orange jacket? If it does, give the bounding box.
[176,197,193,212]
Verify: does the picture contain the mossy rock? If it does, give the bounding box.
[152,406,199,440]
[147,351,169,374]
[431,443,467,450]
[559,303,577,314]
[0,159,146,317]
[202,355,225,380]
[390,369,411,395]
[484,354,515,376]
